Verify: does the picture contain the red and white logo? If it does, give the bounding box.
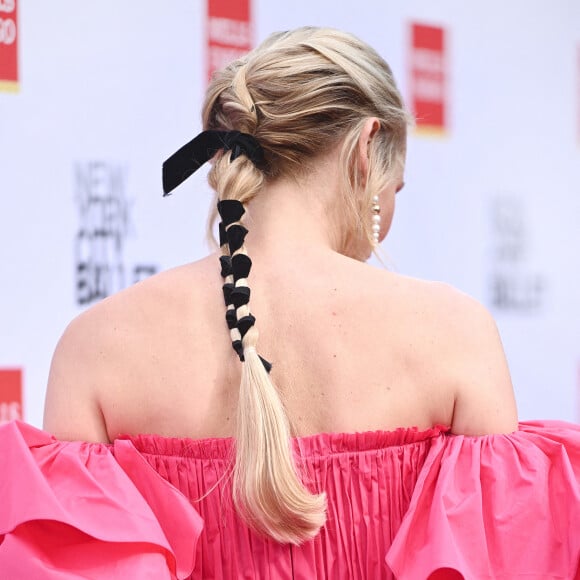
[0,368,23,424]
[409,23,447,135]
[206,0,253,83]
[0,0,18,92]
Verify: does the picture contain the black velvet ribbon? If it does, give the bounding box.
[222,283,234,306]
[162,130,265,195]
[226,225,248,254]
[232,254,252,280]
[180,146,269,372]
[217,200,246,226]
[218,222,228,248]
[230,286,251,308]
[219,255,233,278]
[232,340,245,361]
[237,314,256,338]
[259,356,273,373]
[218,253,271,372]
[225,309,238,330]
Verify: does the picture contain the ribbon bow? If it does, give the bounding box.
[162,130,265,196]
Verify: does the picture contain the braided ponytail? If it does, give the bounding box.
[162,128,325,544]
[210,153,326,544]
[165,26,409,545]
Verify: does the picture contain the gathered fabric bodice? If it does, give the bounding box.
[126,425,447,579]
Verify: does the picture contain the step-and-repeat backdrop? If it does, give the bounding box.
[1,0,579,428]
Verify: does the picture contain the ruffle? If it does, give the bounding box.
[0,421,203,579]
[126,424,449,460]
[3,419,579,579]
[386,420,580,579]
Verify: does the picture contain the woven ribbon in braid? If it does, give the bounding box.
[217,200,272,373]
[162,132,271,372]
[162,130,265,195]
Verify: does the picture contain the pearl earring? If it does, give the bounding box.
[371,195,381,245]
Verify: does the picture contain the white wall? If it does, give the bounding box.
[1,0,579,427]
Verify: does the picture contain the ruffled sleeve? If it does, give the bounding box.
[386,420,580,580]
[0,421,204,579]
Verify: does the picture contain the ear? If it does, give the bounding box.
[357,117,381,188]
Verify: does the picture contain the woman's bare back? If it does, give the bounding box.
[44,247,517,442]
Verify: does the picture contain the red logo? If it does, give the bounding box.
[409,23,447,134]
[0,368,23,424]
[206,0,253,82]
[0,0,18,92]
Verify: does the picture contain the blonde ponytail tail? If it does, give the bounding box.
[215,173,326,545]
[236,337,327,544]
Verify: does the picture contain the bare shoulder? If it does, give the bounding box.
[43,258,216,441]
[44,295,119,442]
[384,273,518,435]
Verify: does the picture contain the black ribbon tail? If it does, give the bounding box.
[259,356,273,373]
[162,130,265,196]
[162,131,225,195]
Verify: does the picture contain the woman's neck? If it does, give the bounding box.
[246,182,333,251]
[242,158,365,260]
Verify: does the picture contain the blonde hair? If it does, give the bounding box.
[203,27,408,544]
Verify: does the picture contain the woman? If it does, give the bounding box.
[1,27,579,579]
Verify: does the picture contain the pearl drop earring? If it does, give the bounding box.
[371,195,381,245]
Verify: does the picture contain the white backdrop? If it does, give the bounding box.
[1,0,579,428]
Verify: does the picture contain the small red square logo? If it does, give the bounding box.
[0,368,23,423]
[0,0,19,92]
[206,0,253,82]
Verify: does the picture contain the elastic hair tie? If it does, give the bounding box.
[162,130,265,195]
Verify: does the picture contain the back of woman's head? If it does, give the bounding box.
[204,27,408,250]
[201,27,408,544]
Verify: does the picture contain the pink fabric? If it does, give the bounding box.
[1,420,580,579]
[0,421,203,579]
[386,420,580,579]
[126,425,445,579]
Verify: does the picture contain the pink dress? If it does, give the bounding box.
[1,419,579,579]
